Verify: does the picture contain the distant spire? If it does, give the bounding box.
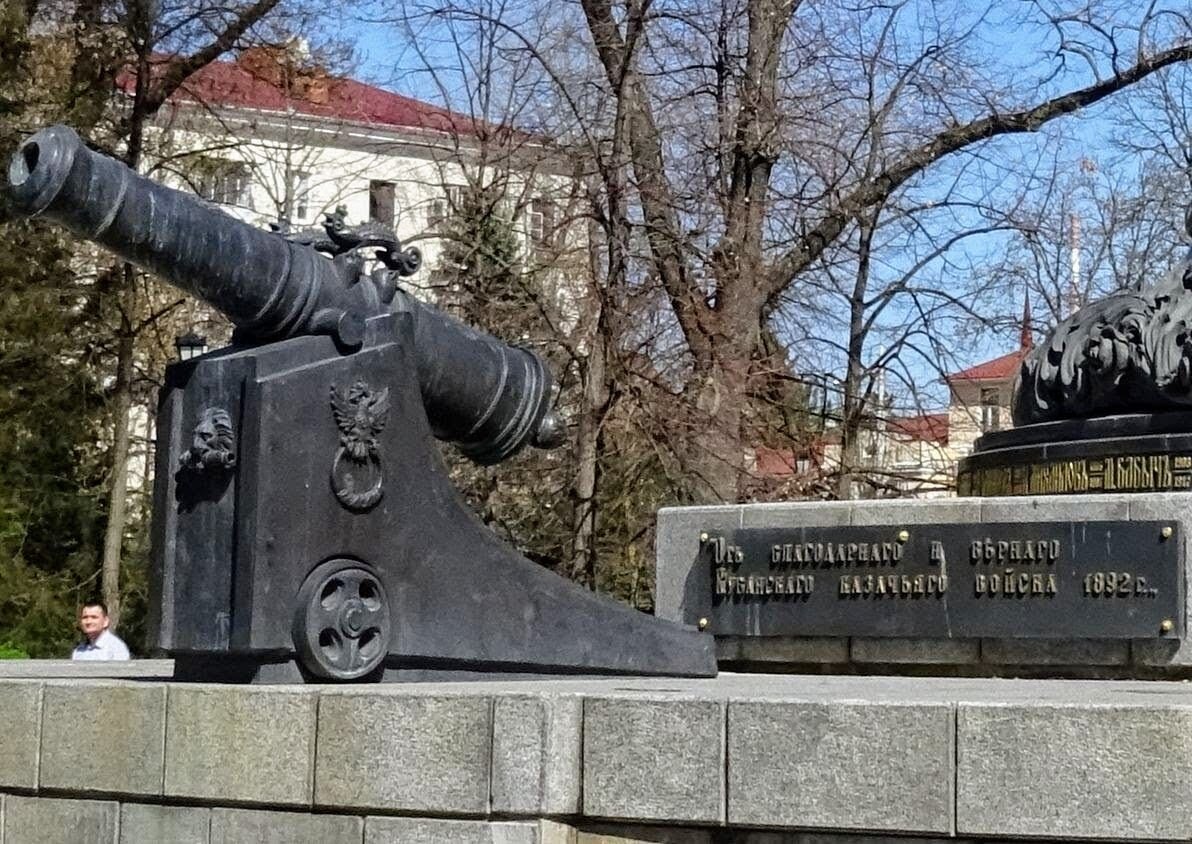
[1020,294,1033,350]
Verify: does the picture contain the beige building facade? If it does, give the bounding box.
[119,48,584,499]
[750,338,1030,500]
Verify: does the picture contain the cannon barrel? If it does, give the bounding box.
[7,124,561,464]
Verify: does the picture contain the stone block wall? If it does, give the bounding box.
[4,675,1192,842]
[657,494,1192,676]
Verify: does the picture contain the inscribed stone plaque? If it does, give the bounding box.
[695,521,1182,638]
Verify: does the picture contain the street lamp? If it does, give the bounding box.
[174,332,208,361]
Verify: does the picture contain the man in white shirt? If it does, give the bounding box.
[71,601,130,661]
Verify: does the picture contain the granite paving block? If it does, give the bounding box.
[209,808,360,844]
[491,695,581,816]
[583,696,724,824]
[851,498,980,525]
[0,682,41,790]
[576,826,711,843]
[210,808,361,843]
[980,638,1128,666]
[538,821,577,844]
[958,702,1192,840]
[979,493,1130,523]
[120,804,210,844]
[0,661,174,681]
[2,795,117,844]
[739,501,852,528]
[655,505,742,623]
[364,817,548,844]
[40,682,165,796]
[717,636,849,664]
[164,686,317,806]
[728,700,953,833]
[316,692,491,814]
[851,638,979,665]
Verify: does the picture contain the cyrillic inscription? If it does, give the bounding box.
[698,521,1182,639]
[715,571,815,596]
[958,453,1192,497]
[970,538,1060,565]
[838,573,947,597]
[973,571,1057,597]
[770,541,901,565]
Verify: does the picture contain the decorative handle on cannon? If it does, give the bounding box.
[6,124,562,464]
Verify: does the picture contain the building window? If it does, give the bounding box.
[428,185,466,229]
[528,198,556,255]
[528,205,544,244]
[293,170,310,221]
[369,181,396,228]
[980,387,1000,432]
[197,159,252,209]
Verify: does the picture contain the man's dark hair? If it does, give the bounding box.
[81,600,108,615]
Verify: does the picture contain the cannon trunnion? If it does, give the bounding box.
[9,125,715,681]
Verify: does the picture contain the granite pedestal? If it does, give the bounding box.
[4,671,1192,842]
[657,493,1192,676]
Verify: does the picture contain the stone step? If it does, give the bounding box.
[2,673,1190,841]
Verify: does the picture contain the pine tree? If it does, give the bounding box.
[0,6,123,656]
[430,181,576,567]
[437,183,533,336]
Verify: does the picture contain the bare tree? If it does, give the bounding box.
[73,0,286,626]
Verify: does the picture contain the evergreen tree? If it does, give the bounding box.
[0,5,113,656]
[431,181,576,569]
[0,221,107,657]
[437,182,532,335]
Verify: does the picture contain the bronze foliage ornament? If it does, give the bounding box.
[330,379,390,511]
[1014,209,1192,425]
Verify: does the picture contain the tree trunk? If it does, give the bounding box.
[687,290,760,504]
[570,329,607,587]
[837,214,876,500]
[688,359,747,504]
[100,297,135,626]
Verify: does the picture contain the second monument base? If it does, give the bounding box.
[957,412,1192,496]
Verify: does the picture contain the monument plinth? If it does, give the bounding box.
[960,210,1192,497]
[958,412,1192,496]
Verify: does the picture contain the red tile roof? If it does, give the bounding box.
[946,349,1028,382]
[119,53,479,135]
[887,413,949,445]
[753,445,824,477]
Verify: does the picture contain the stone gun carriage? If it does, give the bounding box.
[8,125,714,681]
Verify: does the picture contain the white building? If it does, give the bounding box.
[128,47,580,306]
[117,47,584,500]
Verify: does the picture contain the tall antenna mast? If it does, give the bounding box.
[1067,212,1081,316]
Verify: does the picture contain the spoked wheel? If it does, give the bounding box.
[293,559,391,680]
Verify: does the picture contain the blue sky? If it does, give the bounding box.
[327,2,1189,409]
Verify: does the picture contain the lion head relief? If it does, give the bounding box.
[180,407,237,472]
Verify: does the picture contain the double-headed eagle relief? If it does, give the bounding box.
[330,379,390,511]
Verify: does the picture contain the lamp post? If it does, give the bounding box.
[174,332,208,361]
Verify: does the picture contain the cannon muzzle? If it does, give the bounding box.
[7,124,561,463]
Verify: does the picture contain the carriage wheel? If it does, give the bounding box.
[293,559,391,680]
